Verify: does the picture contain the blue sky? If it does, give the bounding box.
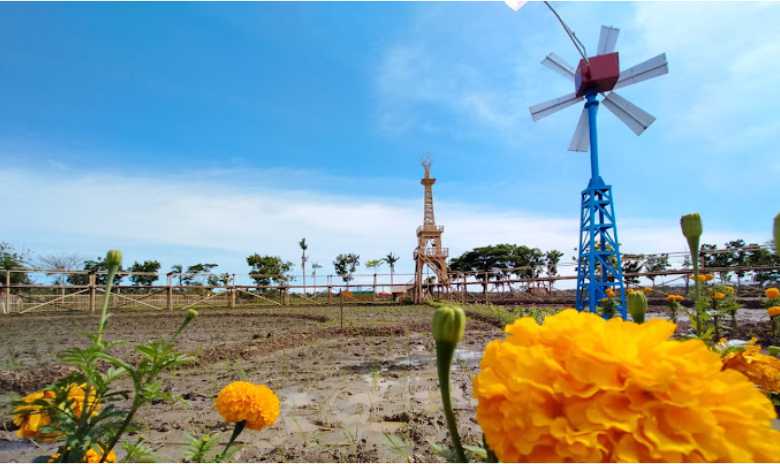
[1,2,778,282]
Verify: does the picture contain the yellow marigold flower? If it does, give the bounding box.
[722,341,780,394]
[766,287,780,299]
[215,381,280,430]
[641,287,652,294]
[723,286,735,295]
[66,384,99,417]
[473,309,780,462]
[713,291,726,301]
[49,446,116,463]
[13,389,57,441]
[605,288,616,298]
[768,306,780,318]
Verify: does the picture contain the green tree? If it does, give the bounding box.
[0,242,31,286]
[746,244,780,286]
[544,250,564,290]
[129,260,161,286]
[384,253,400,286]
[182,263,218,286]
[643,253,670,288]
[725,240,748,287]
[170,264,184,286]
[207,272,232,287]
[622,254,643,286]
[67,257,124,286]
[246,254,292,286]
[299,238,308,291]
[334,253,360,283]
[701,243,731,282]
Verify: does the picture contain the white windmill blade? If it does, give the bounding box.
[541,53,575,80]
[529,92,583,121]
[614,53,669,90]
[602,91,656,135]
[568,107,590,152]
[597,26,620,55]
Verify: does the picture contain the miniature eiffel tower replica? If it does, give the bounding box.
[413,159,449,303]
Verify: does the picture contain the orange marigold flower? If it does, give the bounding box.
[768,306,780,318]
[473,309,780,462]
[704,273,715,281]
[665,294,684,303]
[766,288,780,299]
[215,381,280,431]
[13,389,58,441]
[713,291,726,301]
[49,446,116,463]
[641,287,652,294]
[605,288,616,298]
[722,341,780,394]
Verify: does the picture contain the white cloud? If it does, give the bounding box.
[2,167,763,285]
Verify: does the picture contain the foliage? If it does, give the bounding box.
[39,254,83,286]
[365,259,383,270]
[246,255,292,286]
[182,263,218,286]
[333,253,360,283]
[642,253,670,287]
[67,257,124,286]
[622,254,643,285]
[746,244,780,285]
[129,260,161,287]
[0,242,32,285]
[544,250,564,289]
[12,250,196,463]
[207,273,232,287]
[449,244,546,289]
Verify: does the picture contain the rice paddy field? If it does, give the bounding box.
[0,303,777,462]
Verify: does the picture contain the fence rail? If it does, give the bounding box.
[2,260,778,314]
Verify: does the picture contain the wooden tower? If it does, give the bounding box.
[413,160,449,303]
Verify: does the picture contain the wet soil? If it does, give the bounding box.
[1,305,775,462]
[0,306,500,462]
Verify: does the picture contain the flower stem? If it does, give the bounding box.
[436,341,467,463]
[101,397,141,462]
[96,266,118,346]
[216,421,246,462]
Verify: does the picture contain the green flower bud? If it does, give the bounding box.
[627,291,647,324]
[774,213,779,256]
[105,249,123,269]
[432,304,466,345]
[186,308,199,320]
[680,213,702,258]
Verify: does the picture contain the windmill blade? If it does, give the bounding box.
[568,107,590,152]
[597,26,620,55]
[529,92,583,121]
[614,53,669,90]
[541,53,575,80]
[602,91,656,135]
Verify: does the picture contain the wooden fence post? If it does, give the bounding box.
[4,270,10,314]
[88,272,97,313]
[339,293,344,329]
[484,272,489,304]
[462,273,467,304]
[373,273,377,301]
[327,286,333,305]
[166,274,173,312]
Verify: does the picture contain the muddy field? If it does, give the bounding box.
[0,305,506,462]
[0,304,774,462]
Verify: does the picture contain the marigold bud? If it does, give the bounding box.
[432,304,466,345]
[186,308,198,321]
[774,213,780,256]
[628,290,647,324]
[105,249,123,269]
[680,213,702,255]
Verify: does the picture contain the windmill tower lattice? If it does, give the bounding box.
[529,23,669,317]
[413,159,449,303]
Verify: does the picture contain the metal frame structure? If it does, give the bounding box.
[529,17,669,316]
[413,159,450,303]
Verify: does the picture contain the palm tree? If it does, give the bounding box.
[384,253,400,287]
[299,238,308,293]
[311,263,322,290]
[170,264,184,286]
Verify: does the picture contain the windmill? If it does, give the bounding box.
[528,12,669,317]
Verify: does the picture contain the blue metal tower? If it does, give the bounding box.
[528,19,668,319]
[575,92,626,317]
